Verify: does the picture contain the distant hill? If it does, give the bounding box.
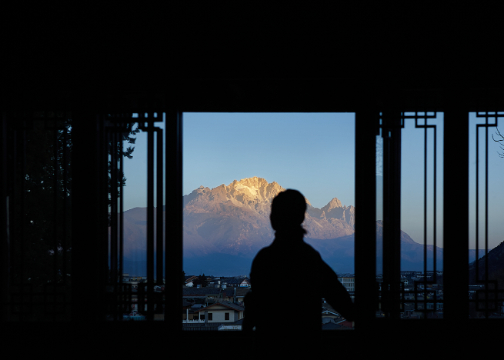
[469,240,504,287]
[120,177,491,276]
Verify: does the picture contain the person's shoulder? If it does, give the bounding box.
[300,241,322,257]
[255,245,273,257]
[252,245,273,264]
[301,241,331,271]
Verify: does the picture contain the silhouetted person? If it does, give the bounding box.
[243,189,355,357]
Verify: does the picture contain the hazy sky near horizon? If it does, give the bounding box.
[121,112,504,249]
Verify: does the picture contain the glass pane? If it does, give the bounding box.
[117,114,165,321]
[468,112,504,318]
[376,112,444,319]
[400,113,444,319]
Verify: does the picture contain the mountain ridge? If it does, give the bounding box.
[120,177,491,276]
[119,177,496,275]
[182,177,355,259]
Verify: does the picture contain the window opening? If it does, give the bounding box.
[7,105,502,327]
[107,113,166,322]
[182,113,355,331]
[376,111,444,319]
[401,112,443,319]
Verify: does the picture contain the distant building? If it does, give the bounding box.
[338,274,355,292]
[185,275,198,286]
[225,277,251,288]
[193,301,244,323]
[234,287,251,305]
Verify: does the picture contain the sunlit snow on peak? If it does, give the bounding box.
[234,183,259,197]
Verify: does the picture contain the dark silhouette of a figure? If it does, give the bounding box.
[243,189,355,356]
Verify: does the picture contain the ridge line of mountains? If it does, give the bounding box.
[120,176,489,277]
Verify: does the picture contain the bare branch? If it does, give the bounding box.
[493,127,504,157]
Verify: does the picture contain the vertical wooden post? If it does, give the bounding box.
[0,113,10,322]
[382,110,402,319]
[443,95,469,321]
[165,109,183,331]
[355,109,378,328]
[72,112,107,322]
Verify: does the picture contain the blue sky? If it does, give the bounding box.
[182,113,356,209]
[468,113,504,251]
[121,112,504,250]
[122,112,356,210]
[396,114,445,250]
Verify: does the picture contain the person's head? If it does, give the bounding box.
[270,189,307,234]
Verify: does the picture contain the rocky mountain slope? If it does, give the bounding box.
[182,176,355,258]
[468,240,504,288]
[121,177,462,276]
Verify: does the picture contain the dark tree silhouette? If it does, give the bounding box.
[10,116,140,292]
[193,274,208,288]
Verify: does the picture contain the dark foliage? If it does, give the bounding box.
[192,274,208,288]
[9,115,139,296]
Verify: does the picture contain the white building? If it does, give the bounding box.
[338,275,355,292]
[193,301,245,323]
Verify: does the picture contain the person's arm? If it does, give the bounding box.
[321,260,355,321]
[242,291,255,332]
[243,252,262,332]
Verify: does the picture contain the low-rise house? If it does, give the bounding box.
[322,302,350,322]
[183,303,206,322]
[195,301,245,323]
[183,287,222,306]
[338,274,355,292]
[234,287,251,305]
[225,277,242,288]
[224,277,251,288]
[322,308,341,321]
[185,275,198,286]
[183,287,221,297]
[239,278,251,287]
[221,288,235,303]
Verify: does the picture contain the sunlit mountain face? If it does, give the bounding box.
[183,177,355,259]
[120,177,469,276]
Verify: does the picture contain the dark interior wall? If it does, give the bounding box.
[3,321,502,358]
[3,4,504,109]
[2,4,503,356]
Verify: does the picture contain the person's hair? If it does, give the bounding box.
[270,189,307,235]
